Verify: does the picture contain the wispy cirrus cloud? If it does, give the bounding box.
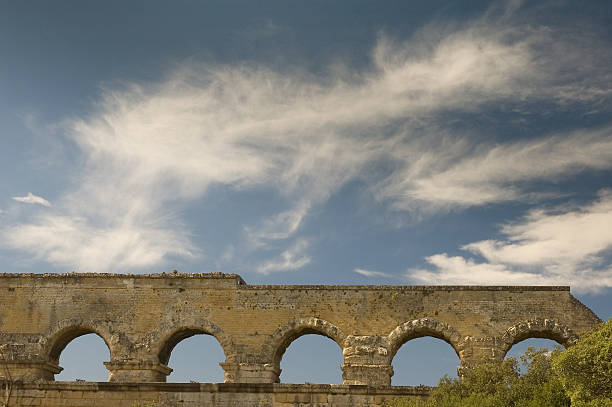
[2,7,611,273]
[408,190,612,293]
[379,126,612,212]
[244,201,311,248]
[256,239,311,275]
[12,192,51,207]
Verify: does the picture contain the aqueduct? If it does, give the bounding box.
[0,272,601,406]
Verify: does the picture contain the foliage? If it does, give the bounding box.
[383,347,570,407]
[552,318,612,406]
[384,320,612,407]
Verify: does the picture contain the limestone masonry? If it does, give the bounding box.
[0,273,601,406]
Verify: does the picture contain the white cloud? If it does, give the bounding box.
[408,191,612,293]
[378,127,612,212]
[1,11,611,272]
[12,192,52,207]
[244,201,311,248]
[465,192,612,266]
[256,239,311,275]
[220,245,236,264]
[3,214,197,272]
[410,254,546,285]
[354,268,393,278]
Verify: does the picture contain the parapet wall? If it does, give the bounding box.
[3,382,431,407]
[0,273,602,406]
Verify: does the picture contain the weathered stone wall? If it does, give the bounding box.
[0,272,601,405]
[4,382,430,406]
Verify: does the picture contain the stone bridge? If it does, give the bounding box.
[0,272,601,386]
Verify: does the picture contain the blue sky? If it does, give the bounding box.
[1,0,611,385]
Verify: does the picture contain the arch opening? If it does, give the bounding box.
[158,328,227,383]
[164,332,226,383]
[54,332,111,382]
[391,335,461,386]
[389,330,461,363]
[272,326,344,372]
[278,332,344,384]
[49,326,111,364]
[504,337,565,373]
[267,318,346,381]
[504,332,572,354]
[386,319,463,364]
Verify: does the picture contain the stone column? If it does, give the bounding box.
[0,343,62,382]
[220,362,280,383]
[456,337,505,377]
[342,364,394,386]
[104,360,172,382]
[341,335,393,385]
[0,360,62,382]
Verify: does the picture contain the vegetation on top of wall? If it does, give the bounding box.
[384,319,611,407]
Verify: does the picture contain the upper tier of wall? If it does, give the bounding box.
[0,273,601,387]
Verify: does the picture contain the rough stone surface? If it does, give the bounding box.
[0,273,602,406]
[1,382,432,407]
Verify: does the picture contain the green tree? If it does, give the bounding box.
[384,320,612,407]
[383,346,570,407]
[511,347,569,407]
[552,318,612,406]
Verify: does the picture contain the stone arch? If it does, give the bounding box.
[263,317,346,379]
[42,318,117,365]
[386,318,465,364]
[500,319,579,357]
[150,318,232,366]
